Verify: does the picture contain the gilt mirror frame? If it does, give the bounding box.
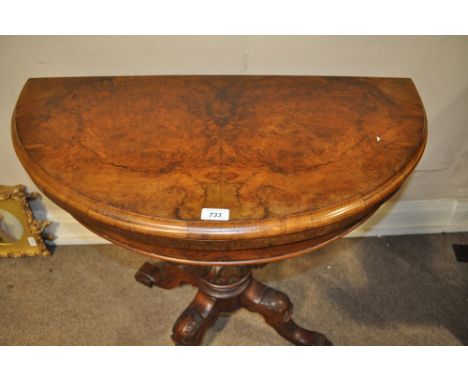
[0,185,51,257]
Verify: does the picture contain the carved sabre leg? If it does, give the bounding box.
[135,262,332,345]
[135,262,198,289]
[172,290,220,345]
[240,278,332,345]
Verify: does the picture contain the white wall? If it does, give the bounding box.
[1,36,467,243]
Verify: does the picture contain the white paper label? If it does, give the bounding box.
[200,208,230,221]
[28,236,37,247]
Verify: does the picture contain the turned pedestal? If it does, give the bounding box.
[135,262,331,346]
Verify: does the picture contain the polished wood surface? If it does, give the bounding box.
[12,75,427,345]
[12,75,427,265]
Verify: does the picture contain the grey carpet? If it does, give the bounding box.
[1,233,467,345]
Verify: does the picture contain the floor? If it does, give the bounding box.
[0,232,467,346]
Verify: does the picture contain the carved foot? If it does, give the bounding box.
[240,278,332,346]
[172,290,221,345]
[135,262,198,289]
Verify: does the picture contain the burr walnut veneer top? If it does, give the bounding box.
[12,76,427,264]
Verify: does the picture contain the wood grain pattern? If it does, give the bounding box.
[12,75,427,264]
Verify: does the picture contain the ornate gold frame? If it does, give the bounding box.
[0,185,52,257]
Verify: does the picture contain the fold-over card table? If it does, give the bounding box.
[12,76,427,345]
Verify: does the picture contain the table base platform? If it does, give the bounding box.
[135,262,332,346]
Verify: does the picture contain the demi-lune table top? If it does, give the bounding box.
[12,76,427,265]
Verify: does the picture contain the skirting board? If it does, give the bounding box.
[36,199,468,246]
